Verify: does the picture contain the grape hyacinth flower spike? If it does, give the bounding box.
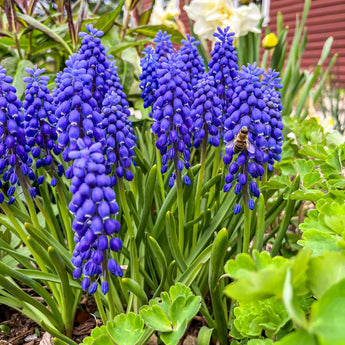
[178,35,205,97]
[223,63,269,213]
[139,46,160,110]
[153,30,174,60]
[191,74,222,148]
[261,68,284,170]
[208,26,239,120]
[23,66,64,187]
[151,53,193,187]
[69,138,123,295]
[101,90,137,181]
[0,66,36,203]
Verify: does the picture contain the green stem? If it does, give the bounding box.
[156,147,166,203]
[118,178,140,313]
[207,145,221,207]
[94,290,108,324]
[106,272,117,318]
[175,168,185,255]
[192,130,208,249]
[242,161,251,254]
[242,198,251,254]
[18,172,39,229]
[14,34,23,60]
[57,183,74,253]
[254,193,265,251]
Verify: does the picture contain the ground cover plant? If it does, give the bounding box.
[0,0,344,344]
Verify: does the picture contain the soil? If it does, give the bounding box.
[0,299,200,345]
[0,296,98,345]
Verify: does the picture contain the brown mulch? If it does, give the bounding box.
[0,296,98,345]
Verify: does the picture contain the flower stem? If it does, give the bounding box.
[117,178,140,313]
[207,145,221,207]
[156,147,165,203]
[192,130,208,249]
[242,198,251,254]
[17,171,39,229]
[56,182,74,253]
[175,169,185,255]
[94,290,108,324]
[242,161,251,254]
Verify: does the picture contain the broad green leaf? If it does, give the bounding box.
[309,278,345,345]
[224,250,310,303]
[127,25,184,43]
[16,13,72,55]
[290,190,326,201]
[303,171,322,189]
[94,0,126,34]
[149,291,171,317]
[233,297,289,338]
[139,305,172,332]
[225,251,287,280]
[294,159,314,180]
[308,252,345,299]
[160,320,188,345]
[169,282,193,301]
[275,330,317,345]
[0,56,18,77]
[298,229,340,255]
[13,59,34,99]
[197,327,213,345]
[282,269,307,328]
[106,313,145,345]
[171,296,188,329]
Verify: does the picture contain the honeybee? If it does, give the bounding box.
[226,126,255,154]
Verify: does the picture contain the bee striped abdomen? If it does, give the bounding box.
[233,140,246,154]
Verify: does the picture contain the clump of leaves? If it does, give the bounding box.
[225,249,345,345]
[82,283,201,345]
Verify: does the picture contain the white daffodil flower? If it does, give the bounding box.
[150,0,181,29]
[184,0,261,40]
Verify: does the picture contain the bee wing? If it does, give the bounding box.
[246,141,256,155]
[225,139,236,154]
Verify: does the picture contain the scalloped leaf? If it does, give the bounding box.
[140,304,172,332]
[106,313,145,345]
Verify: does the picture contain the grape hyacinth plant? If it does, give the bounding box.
[153,30,174,59]
[139,46,160,109]
[208,27,239,118]
[178,35,205,97]
[23,66,64,187]
[0,66,36,204]
[69,138,123,296]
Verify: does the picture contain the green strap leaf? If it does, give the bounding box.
[94,0,126,34]
[16,13,72,55]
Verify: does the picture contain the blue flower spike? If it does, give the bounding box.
[151,53,193,187]
[0,66,35,203]
[69,137,123,295]
[153,30,174,60]
[208,26,239,121]
[223,62,277,213]
[101,91,137,181]
[23,66,63,186]
[139,46,160,109]
[179,35,205,97]
[191,74,222,148]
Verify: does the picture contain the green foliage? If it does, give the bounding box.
[140,283,201,345]
[233,297,289,338]
[82,284,201,345]
[226,250,345,344]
